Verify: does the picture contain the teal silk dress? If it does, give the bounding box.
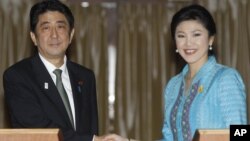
[162,56,247,141]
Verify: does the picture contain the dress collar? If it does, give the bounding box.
[181,56,217,83]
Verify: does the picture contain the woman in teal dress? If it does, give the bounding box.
[98,4,247,141]
[162,4,247,141]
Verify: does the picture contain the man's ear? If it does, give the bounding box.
[69,28,75,43]
[30,31,37,46]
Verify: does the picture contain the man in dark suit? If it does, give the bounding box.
[3,0,103,141]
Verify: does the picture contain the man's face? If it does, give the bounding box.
[30,11,74,60]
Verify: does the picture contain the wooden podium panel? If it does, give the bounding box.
[192,129,229,141]
[0,128,63,141]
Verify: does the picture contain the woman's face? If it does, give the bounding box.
[175,20,214,66]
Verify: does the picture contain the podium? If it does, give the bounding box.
[192,129,229,141]
[0,128,63,141]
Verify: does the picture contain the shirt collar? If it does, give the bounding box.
[39,53,67,75]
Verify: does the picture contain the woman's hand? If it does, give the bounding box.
[103,134,129,141]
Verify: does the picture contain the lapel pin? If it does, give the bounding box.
[77,80,84,93]
[78,80,84,85]
[44,82,49,89]
[198,85,203,94]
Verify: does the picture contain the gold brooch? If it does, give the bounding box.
[198,85,203,93]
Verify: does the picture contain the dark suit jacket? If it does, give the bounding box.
[3,54,98,141]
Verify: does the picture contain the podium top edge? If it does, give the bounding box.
[0,129,60,134]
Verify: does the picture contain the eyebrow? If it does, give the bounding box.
[39,20,68,27]
[56,20,68,25]
[192,29,202,32]
[39,21,50,27]
[176,29,203,34]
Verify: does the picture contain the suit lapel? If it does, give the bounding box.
[67,62,82,131]
[31,54,71,124]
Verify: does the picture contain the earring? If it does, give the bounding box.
[176,49,179,53]
[209,45,213,50]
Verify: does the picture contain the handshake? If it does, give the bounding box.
[94,134,135,141]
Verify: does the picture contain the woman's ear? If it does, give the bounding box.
[209,35,215,46]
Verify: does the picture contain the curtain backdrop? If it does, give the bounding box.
[0,0,249,141]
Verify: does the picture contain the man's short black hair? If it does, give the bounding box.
[30,0,74,33]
